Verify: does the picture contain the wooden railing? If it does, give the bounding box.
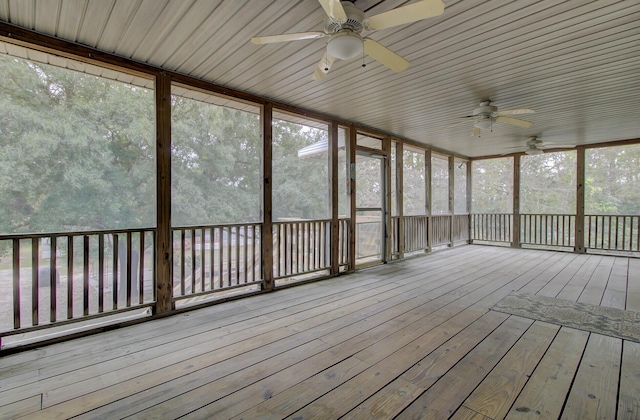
[172,223,261,301]
[402,215,429,253]
[471,213,512,243]
[452,214,470,243]
[432,215,452,247]
[520,214,575,247]
[0,228,155,337]
[273,219,349,279]
[586,215,640,252]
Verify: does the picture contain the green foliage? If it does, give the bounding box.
[520,151,576,214]
[0,56,155,234]
[471,158,513,213]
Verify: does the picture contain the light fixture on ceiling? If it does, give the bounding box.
[474,118,492,130]
[525,148,543,155]
[327,31,363,60]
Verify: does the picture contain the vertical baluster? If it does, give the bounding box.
[112,234,118,311]
[608,216,613,250]
[50,236,57,323]
[243,225,248,284]
[253,224,258,281]
[180,230,185,296]
[209,228,215,290]
[622,217,627,251]
[636,216,639,251]
[126,232,132,307]
[13,239,20,329]
[32,237,39,326]
[191,229,196,294]
[235,226,240,285]
[218,227,223,289]
[68,237,74,318]
[97,234,104,313]
[84,235,90,316]
[226,226,232,287]
[614,216,620,250]
[152,230,156,302]
[139,232,145,304]
[200,228,206,291]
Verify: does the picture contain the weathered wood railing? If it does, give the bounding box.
[520,214,575,248]
[586,215,640,252]
[402,215,429,253]
[471,213,512,243]
[432,215,452,247]
[273,219,349,280]
[171,223,261,303]
[453,214,470,243]
[0,228,155,338]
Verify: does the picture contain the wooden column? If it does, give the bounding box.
[329,122,339,275]
[467,160,473,244]
[383,136,392,262]
[575,145,586,253]
[425,148,433,252]
[448,155,455,247]
[155,72,173,314]
[348,126,357,271]
[396,142,404,260]
[513,154,521,248]
[261,103,274,290]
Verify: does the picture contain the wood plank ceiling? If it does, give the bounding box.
[0,0,638,157]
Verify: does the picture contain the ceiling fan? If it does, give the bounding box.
[448,100,535,137]
[507,137,576,155]
[250,0,445,80]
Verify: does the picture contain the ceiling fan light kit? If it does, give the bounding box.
[327,31,363,60]
[250,0,446,79]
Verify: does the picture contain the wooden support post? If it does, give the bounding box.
[154,72,173,314]
[575,146,586,253]
[425,149,433,252]
[448,155,455,247]
[467,160,473,244]
[261,103,274,290]
[383,136,392,262]
[513,154,521,248]
[348,126,357,271]
[396,141,404,260]
[329,122,339,275]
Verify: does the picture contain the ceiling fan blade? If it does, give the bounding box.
[251,31,327,45]
[442,118,473,129]
[541,144,576,149]
[365,0,445,31]
[363,39,410,72]
[496,116,534,128]
[472,127,481,137]
[495,108,535,116]
[317,0,347,20]
[312,52,337,80]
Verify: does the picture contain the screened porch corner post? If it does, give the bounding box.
[575,145,586,254]
[329,122,340,275]
[155,71,174,314]
[261,102,274,290]
[425,148,433,252]
[348,125,357,271]
[384,135,393,262]
[466,158,473,244]
[396,141,405,260]
[448,155,455,247]
[512,154,521,248]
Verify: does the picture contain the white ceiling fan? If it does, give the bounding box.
[506,136,576,155]
[448,100,535,137]
[250,0,445,80]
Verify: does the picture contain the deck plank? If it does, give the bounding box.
[505,327,590,419]
[0,246,637,420]
[561,333,621,420]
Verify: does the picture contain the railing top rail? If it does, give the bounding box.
[0,227,155,240]
[470,212,513,216]
[273,219,332,225]
[172,221,261,230]
[585,214,640,218]
[519,213,576,216]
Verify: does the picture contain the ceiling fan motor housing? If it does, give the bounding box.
[473,103,498,116]
[324,1,365,33]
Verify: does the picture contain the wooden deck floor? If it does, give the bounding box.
[1,245,639,419]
